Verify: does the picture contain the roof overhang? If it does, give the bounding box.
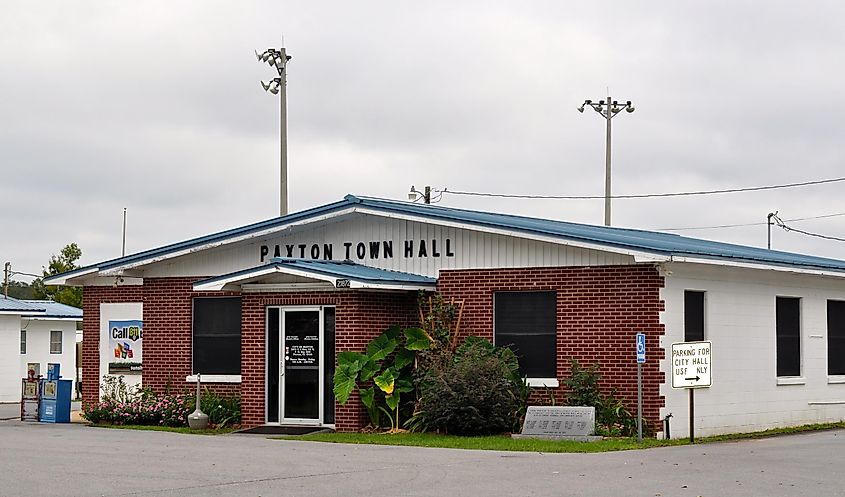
[667,256,845,279]
[98,206,360,276]
[194,258,437,292]
[43,267,99,286]
[0,310,46,316]
[42,194,845,284]
[22,316,81,322]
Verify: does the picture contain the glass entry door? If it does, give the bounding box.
[282,308,321,423]
[266,306,335,426]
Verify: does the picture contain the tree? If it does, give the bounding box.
[4,280,36,299]
[32,243,83,308]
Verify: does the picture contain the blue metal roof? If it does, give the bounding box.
[195,258,437,289]
[22,300,82,319]
[346,195,845,273]
[0,297,82,318]
[270,258,436,285]
[47,194,845,282]
[0,296,45,314]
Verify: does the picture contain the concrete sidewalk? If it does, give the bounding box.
[0,401,83,422]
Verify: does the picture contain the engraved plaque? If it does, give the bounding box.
[521,406,596,437]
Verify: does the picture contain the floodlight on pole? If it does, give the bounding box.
[578,95,635,226]
[256,44,292,216]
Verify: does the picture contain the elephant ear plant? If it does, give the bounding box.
[333,325,433,431]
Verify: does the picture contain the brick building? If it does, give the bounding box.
[46,195,845,436]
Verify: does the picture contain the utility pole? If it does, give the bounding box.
[3,263,40,298]
[257,43,292,217]
[122,207,127,257]
[578,95,635,226]
[767,211,777,249]
[408,186,432,204]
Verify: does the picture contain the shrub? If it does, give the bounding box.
[412,337,526,435]
[564,359,602,407]
[563,360,641,437]
[82,376,239,428]
[192,388,241,427]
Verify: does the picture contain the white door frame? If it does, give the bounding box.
[279,306,323,425]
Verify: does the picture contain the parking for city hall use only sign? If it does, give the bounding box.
[671,341,712,388]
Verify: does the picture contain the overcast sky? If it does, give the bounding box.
[2,1,844,279]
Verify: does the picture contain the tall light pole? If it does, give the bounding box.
[578,95,635,226]
[256,44,292,216]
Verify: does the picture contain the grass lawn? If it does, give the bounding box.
[279,421,845,453]
[89,424,237,435]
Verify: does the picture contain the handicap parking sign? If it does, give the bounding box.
[636,333,646,363]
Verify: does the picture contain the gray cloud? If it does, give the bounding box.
[2,0,844,277]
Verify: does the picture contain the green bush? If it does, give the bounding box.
[82,386,190,426]
[563,360,641,437]
[412,337,526,435]
[564,359,602,407]
[82,376,240,428]
[192,388,241,427]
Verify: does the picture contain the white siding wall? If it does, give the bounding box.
[19,320,78,398]
[142,213,634,278]
[661,263,845,437]
[0,315,20,403]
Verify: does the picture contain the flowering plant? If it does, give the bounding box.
[82,376,190,426]
[82,376,240,428]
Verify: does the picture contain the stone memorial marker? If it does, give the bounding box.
[513,406,601,441]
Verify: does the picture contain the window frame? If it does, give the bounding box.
[192,296,242,376]
[20,330,26,355]
[827,300,845,376]
[684,290,706,342]
[493,291,557,384]
[775,296,802,378]
[49,330,62,354]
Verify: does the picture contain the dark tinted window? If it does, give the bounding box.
[193,297,241,375]
[828,300,845,375]
[776,297,800,377]
[494,291,556,378]
[684,291,705,342]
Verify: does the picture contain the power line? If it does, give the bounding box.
[441,176,845,200]
[658,212,845,232]
[772,214,845,243]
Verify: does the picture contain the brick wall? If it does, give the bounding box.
[241,291,417,430]
[436,265,666,430]
[82,284,143,407]
[84,264,663,433]
[85,281,417,430]
[82,279,240,408]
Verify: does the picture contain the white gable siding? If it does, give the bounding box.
[141,213,634,278]
[660,262,845,438]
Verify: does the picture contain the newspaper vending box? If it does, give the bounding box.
[39,363,72,423]
[21,378,40,422]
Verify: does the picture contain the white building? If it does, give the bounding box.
[45,195,845,436]
[0,296,81,403]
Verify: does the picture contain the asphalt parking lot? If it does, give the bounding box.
[1,417,844,497]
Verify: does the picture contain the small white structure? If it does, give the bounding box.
[0,296,81,403]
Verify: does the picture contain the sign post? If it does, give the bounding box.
[671,341,712,443]
[636,332,645,442]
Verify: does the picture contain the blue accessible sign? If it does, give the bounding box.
[636,333,646,363]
